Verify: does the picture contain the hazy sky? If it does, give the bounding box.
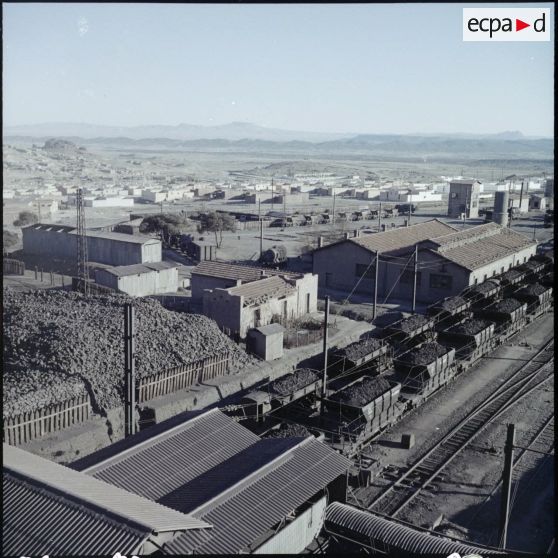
[3,3,554,136]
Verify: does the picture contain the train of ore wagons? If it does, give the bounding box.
[229,252,553,458]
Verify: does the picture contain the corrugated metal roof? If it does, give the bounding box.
[350,220,457,254]
[3,444,211,534]
[25,223,76,233]
[3,471,150,557]
[434,227,535,270]
[101,261,177,277]
[68,229,161,245]
[325,502,504,555]
[430,222,502,248]
[227,275,296,305]
[79,409,260,502]
[165,437,352,555]
[192,260,300,281]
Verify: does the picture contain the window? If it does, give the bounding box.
[306,293,311,313]
[523,257,527,263]
[484,274,488,281]
[429,274,453,290]
[492,270,496,276]
[474,277,478,285]
[401,270,422,285]
[501,267,504,274]
[355,263,375,279]
[282,300,288,319]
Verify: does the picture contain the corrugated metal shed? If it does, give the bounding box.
[325,502,504,555]
[165,437,352,555]
[3,444,211,534]
[192,260,300,281]
[102,261,178,277]
[77,409,260,501]
[68,229,160,245]
[3,471,150,557]
[351,219,457,254]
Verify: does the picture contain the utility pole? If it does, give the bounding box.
[408,194,412,225]
[332,192,336,229]
[76,187,89,295]
[378,202,382,232]
[124,303,137,438]
[373,251,379,319]
[532,224,536,241]
[519,180,524,213]
[321,295,330,411]
[271,177,274,210]
[282,190,287,229]
[412,244,418,313]
[498,424,516,549]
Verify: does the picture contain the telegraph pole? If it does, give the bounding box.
[271,177,274,210]
[124,303,137,438]
[412,244,418,313]
[332,192,336,229]
[373,251,379,319]
[282,190,287,229]
[498,424,516,549]
[321,296,330,409]
[378,202,382,232]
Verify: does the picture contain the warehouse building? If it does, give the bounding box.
[447,179,481,218]
[3,443,211,556]
[72,408,351,555]
[95,261,179,296]
[22,222,162,266]
[313,220,536,304]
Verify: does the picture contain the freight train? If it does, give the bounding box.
[228,254,553,456]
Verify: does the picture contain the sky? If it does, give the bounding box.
[2,3,554,136]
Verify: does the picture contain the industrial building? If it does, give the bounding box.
[71,408,351,554]
[3,443,211,556]
[94,261,179,296]
[22,223,162,266]
[312,220,536,303]
[447,179,481,218]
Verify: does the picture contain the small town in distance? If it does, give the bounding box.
[2,4,554,557]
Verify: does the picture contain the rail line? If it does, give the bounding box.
[363,339,554,518]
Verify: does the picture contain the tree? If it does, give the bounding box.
[13,211,38,227]
[3,229,19,252]
[139,213,192,243]
[197,211,237,248]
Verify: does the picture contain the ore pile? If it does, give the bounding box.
[399,342,448,365]
[450,319,492,336]
[491,298,522,313]
[373,311,403,327]
[395,314,429,333]
[269,368,318,395]
[265,423,311,438]
[3,289,255,417]
[333,376,392,407]
[519,283,547,296]
[343,338,383,361]
[471,280,499,294]
[437,296,467,312]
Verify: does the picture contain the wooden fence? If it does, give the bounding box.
[3,258,25,276]
[3,394,91,446]
[138,352,231,402]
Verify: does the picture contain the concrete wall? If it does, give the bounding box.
[202,289,244,333]
[192,275,242,300]
[96,267,179,297]
[448,182,480,218]
[468,245,536,285]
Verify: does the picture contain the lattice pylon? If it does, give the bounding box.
[76,187,89,295]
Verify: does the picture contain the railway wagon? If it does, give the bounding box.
[324,378,402,444]
[519,259,547,279]
[240,368,322,422]
[383,314,436,345]
[540,272,553,288]
[498,269,527,295]
[464,279,501,304]
[473,298,528,339]
[428,296,472,318]
[513,284,553,318]
[438,319,495,364]
[394,344,456,401]
[332,337,390,375]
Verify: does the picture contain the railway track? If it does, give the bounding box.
[364,339,554,518]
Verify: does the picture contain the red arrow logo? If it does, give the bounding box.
[516,19,530,31]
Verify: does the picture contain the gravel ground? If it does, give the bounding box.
[449,319,492,336]
[269,368,318,395]
[332,376,392,407]
[398,342,448,365]
[3,288,255,417]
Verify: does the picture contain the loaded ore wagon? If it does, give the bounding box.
[499,268,527,294]
[394,343,456,403]
[540,272,553,289]
[473,298,528,339]
[324,377,402,450]
[465,279,501,304]
[438,318,495,364]
[513,283,553,318]
[519,259,547,280]
[240,368,322,422]
[428,296,472,329]
[383,314,435,348]
[332,337,390,376]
